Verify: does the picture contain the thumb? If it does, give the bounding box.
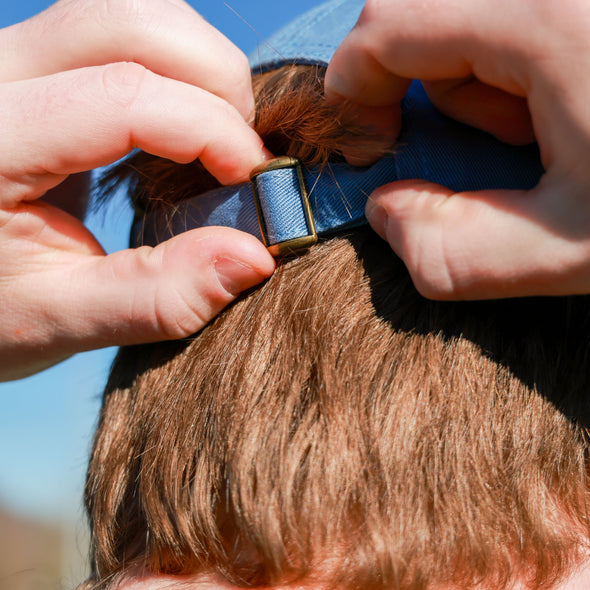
[2,227,274,380]
[365,179,590,300]
[60,227,276,345]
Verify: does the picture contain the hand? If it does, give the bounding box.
[325,0,590,300]
[0,0,275,381]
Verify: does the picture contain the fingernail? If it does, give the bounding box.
[324,71,354,102]
[261,146,274,162]
[215,257,267,296]
[365,200,388,240]
[245,92,256,126]
[247,108,256,128]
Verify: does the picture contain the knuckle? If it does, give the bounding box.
[411,274,449,301]
[99,62,150,109]
[154,288,219,341]
[357,0,397,28]
[93,0,172,46]
[154,309,204,341]
[407,261,456,301]
[231,55,254,98]
[227,50,252,85]
[358,0,380,23]
[398,223,458,301]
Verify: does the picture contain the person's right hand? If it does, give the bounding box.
[325,0,590,301]
[0,0,275,381]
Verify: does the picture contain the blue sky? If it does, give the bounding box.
[0,0,323,524]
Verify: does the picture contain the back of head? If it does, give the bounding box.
[82,65,590,590]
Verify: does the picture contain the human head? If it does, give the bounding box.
[81,3,590,589]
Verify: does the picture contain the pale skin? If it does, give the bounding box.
[324,0,590,301]
[0,0,275,381]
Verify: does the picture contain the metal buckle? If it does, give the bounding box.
[250,156,318,256]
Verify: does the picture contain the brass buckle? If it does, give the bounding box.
[250,156,318,256]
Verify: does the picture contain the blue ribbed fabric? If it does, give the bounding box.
[254,168,310,242]
[131,1,546,251]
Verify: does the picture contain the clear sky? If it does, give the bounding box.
[0,0,323,525]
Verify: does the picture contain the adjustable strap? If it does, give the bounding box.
[130,156,399,253]
[130,82,545,253]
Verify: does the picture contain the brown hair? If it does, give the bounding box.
[82,65,590,590]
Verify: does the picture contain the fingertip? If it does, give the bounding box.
[326,37,411,107]
[366,178,454,265]
[200,129,271,185]
[183,227,276,293]
[182,228,275,311]
[175,226,275,273]
[332,102,402,166]
[244,95,256,128]
[214,256,268,297]
[365,199,388,240]
[230,70,256,127]
[365,180,430,239]
[261,146,275,162]
[232,54,257,123]
[326,55,406,164]
[324,69,356,105]
[219,229,276,280]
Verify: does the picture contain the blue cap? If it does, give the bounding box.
[132,0,545,254]
[250,0,364,71]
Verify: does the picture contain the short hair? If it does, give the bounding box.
[81,65,590,590]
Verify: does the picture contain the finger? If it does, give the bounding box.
[325,0,468,115]
[422,78,535,145]
[325,0,536,149]
[326,0,530,101]
[0,226,275,380]
[0,0,255,120]
[57,227,276,346]
[326,0,590,186]
[0,63,269,207]
[325,22,411,162]
[365,179,590,300]
[339,103,403,166]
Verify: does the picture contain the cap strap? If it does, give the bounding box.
[130,83,544,253]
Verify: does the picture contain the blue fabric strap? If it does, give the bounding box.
[131,82,544,252]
